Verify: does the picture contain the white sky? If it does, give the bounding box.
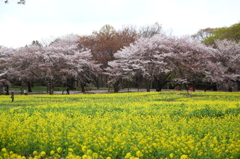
[0,0,239,48]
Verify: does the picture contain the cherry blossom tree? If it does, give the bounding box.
[105,60,134,92]
[170,36,216,90]
[0,46,15,94]
[210,39,240,91]
[9,46,38,92]
[8,36,99,94]
[108,34,174,92]
[108,34,216,92]
[51,35,101,92]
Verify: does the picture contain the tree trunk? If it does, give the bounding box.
[155,80,160,91]
[157,84,165,92]
[145,81,151,92]
[113,85,119,92]
[113,80,120,93]
[27,81,32,92]
[67,77,75,90]
[81,83,85,93]
[168,84,174,89]
[155,79,164,92]
[92,74,100,89]
[49,79,54,95]
[31,80,34,87]
[5,85,9,95]
[100,75,104,88]
[154,78,168,92]
[204,86,207,92]
[237,80,240,91]
[96,78,100,89]
[212,84,217,91]
[105,75,108,88]
[0,85,3,95]
[154,73,171,92]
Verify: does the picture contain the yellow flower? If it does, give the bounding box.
[57,147,62,153]
[136,151,143,157]
[75,156,81,159]
[68,148,74,152]
[152,143,157,147]
[82,155,88,159]
[130,157,138,159]
[125,152,131,158]
[82,146,87,152]
[169,153,174,158]
[87,149,92,155]
[180,154,188,159]
[93,153,98,158]
[32,151,38,156]
[50,150,55,155]
[40,151,46,157]
[1,148,7,153]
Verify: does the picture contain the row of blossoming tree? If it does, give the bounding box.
[0,26,240,94]
[106,34,240,92]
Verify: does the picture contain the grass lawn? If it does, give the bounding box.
[9,86,110,94]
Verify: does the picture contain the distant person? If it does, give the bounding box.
[24,90,28,95]
[185,84,189,94]
[66,87,70,95]
[10,92,14,102]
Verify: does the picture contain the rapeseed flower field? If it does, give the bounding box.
[0,91,240,159]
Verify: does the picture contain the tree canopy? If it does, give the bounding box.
[1,23,240,93]
[193,22,240,46]
[107,34,217,92]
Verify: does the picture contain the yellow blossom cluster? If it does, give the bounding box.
[0,91,240,158]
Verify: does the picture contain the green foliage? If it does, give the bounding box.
[189,106,225,118]
[202,22,240,45]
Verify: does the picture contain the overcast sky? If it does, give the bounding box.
[0,0,239,48]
